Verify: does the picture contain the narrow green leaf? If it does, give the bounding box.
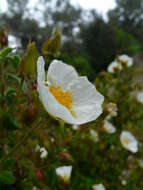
[0,47,12,59]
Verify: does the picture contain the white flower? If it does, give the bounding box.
[92,183,106,190]
[35,145,48,159]
[136,91,143,104]
[90,129,99,142]
[55,166,72,183]
[51,137,55,142]
[72,124,79,130]
[106,102,118,117]
[103,120,116,134]
[117,54,133,67]
[120,131,138,153]
[37,57,104,125]
[39,147,48,159]
[107,61,122,73]
[107,54,133,73]
[121,180,127,186]
[33,187,39,190]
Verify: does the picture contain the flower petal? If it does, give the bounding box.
[56,166,72,178]
[38,83,76,124]
[103,120,116,134]
[137,91,143,104]
[37,56,45,83]
[47,59,78,90]
[120,131,138,153]
[92,183,106,190]
[119,54,133,66]
[69,77,104,124]
[107,61,122,73]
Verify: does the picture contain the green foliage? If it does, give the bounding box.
[0,28,143,190]
[60,53,93,80]
[0,111,19,130]
[108,0,143,48]
[114,27,141,55]
[80,17,118,72]
[0,170,15,185]
[0,47,13,63]
[19,42,39,78]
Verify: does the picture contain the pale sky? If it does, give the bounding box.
[71,0,116,15]
[1,0,116,16]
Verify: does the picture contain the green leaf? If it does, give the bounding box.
[7,74,21,84]
[16,181,33,190]
[8,54,20,68]
[1,112,20,130]
[42,27,61,56]
[0,47,12,59]
[5,87,17,97]
[0,170,16,185]
[2,158,16,170]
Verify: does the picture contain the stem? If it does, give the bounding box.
[58,120,65,150]
[0,61,5,106]
[59,120,65,135]
[0,118,42,164]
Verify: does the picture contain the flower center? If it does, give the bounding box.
[49,86,72,110]
[123,138,129,145]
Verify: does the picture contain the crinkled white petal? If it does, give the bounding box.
[68,76,104,125]
[136,91,143,104]
[38,83,76,124]
[55,166,72,179]
[92,183,106,190]
[103,120,116,134]
[118,54,133,67]
[47,59,78,90]
[37,56,45,83]
[107,61,122,73]
[120,131,138,153]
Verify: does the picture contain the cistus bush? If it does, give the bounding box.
[0,30,143,190]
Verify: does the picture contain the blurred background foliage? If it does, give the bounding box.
[0,0,143,78]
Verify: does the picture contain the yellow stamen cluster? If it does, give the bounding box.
[50,86,72,110]
[123,138,129,145]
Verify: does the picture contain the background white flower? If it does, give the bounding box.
[117,54,133,67]
[107,61,122,73]
[37,56,104,125]
[35,145,48,159]
[106,102,118,117]
[39,147,48,159]
[103,120,116,134]
[92,183,106,190]
[55,166,72,182]
[90,129,99,142]
[107,54,133,73]
[136,91,143,104]
[120,131,138,153]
